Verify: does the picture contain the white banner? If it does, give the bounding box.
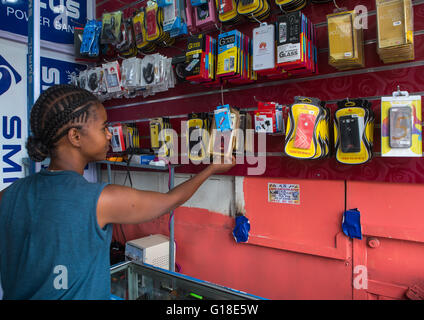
[1,37,90,190]
[0,38,28,191]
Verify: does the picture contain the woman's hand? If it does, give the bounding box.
[209,155,236,174]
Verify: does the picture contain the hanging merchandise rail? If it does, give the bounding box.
[95,0,424,184]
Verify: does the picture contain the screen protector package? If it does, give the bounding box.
[376,0,414,63]
[381,90,422,157]
[327,10,364,70]
[209,105,240,157]
[102,61,122,94]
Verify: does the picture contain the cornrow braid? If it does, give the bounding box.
[26,84,99,162]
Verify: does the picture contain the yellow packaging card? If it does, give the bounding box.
[328,12,355,62]
[381,96,422,157]
[377,0,407,48]
[285,103,320,159]
[334,107,371,164]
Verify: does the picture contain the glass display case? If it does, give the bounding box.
[110,261,264,300]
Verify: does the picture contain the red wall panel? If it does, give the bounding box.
[99,0,424,300]
[99,1,424,184]
[347,181,424,300]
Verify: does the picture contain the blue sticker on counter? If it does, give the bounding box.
[342,208,362,240]
[233,216,250,243]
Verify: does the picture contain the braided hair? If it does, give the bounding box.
[26,84,100,162]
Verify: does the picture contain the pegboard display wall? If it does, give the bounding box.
[97,0,424,183]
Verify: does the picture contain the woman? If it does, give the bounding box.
[0,84,235,299]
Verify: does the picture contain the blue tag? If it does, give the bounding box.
[342,208,362,240]
[233,216,250,243]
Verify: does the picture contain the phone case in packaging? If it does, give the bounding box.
[294,113,317,150]
[389,106,412,148]
[334,99,374,164]
[339,115,362,153]
[381,92,421,157]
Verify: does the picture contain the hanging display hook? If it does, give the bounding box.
[333,0,341,10]
[215,23,223,34]
[250,13,262,25]
[393,85,409,97]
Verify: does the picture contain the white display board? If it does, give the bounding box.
[0,38,28,190]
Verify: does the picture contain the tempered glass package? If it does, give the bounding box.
[327,10,364,70]
[376,0,414,63]
[252,23,275,72]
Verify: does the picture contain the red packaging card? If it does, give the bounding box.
[294,113,316,149]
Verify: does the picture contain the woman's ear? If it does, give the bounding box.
[67,127,82,147]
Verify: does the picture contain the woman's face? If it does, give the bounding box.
[79,102,112,161]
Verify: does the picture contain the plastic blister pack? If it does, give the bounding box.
[334,99,374,164]
[284,96,330,160]
[80,20,102,57]
[103,60,122,94]
[121,57,142,89]
[101,11,123,45]
[381,89,422,157]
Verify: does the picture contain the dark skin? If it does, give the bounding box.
[0,102,236,229]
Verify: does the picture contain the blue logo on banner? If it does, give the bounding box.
[40,56,85,92]
[0,55,22,96]
[0,0,87,45]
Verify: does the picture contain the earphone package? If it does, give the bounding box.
[86,67,103,94]
[121,57,142,89]
[100,11,123,45]
[140,54,156,89]
[116,18,137,57]
[78,69,88,91]
[254,101,283,134]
